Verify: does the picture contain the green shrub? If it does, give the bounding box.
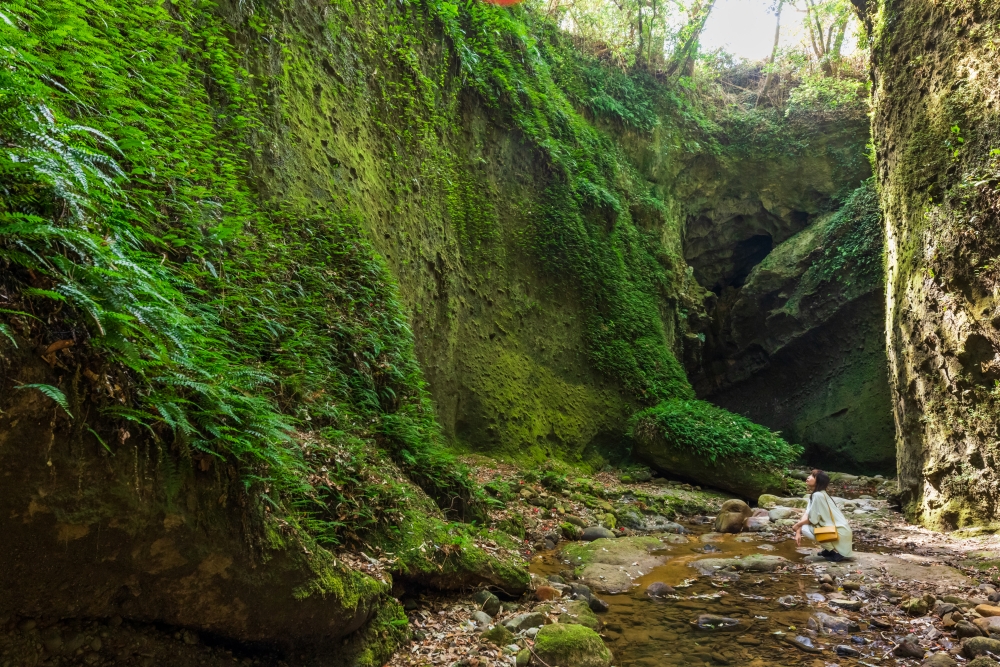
[630,399,802,469]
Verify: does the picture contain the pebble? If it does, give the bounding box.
[894,635,926,659]
[834,644,861,657]
[787,635,822,653]
[472,611,493,626]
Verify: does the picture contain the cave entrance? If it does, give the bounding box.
[712,233,773,294]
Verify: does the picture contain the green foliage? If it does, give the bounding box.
[631,399,803,469]
[814,179,883,287]
[15,383,72,417]
[787,73,868,115]
[540,469,568,492]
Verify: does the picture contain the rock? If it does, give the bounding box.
[635,516,685,533]
[964,637,1000,659]
[758,494,781,508]
[699,532,726,543]
[720,499,753,517]
[974,616,1000,635]
[829,598,864,611]
[472,611,494,626]
[570,583,592,600]
[691,554,789,575]
[564,515,588,528]
[842,580,862,591]
[588,597,609,613]
[558,600,601,631]
[968,657,1000,667]
[778,497,808,508]
[646,582,675,597]
[835,645,861,657]
[714,512,746,534]
[751,508,769,517]
[535,586,560,601]
[532,624,612,667]
[743,516,770,532]
[956,621,984,638]
[474,590,502,617]
[777,595,799,608]
[561,523,584,541]
[581,526,616,541]
[921,653,957,667]
[515,649,530,667]
[977,604,1000,617]
[787,635,822,653]
[903,597,930,616]
[565,537,668,594]
[691,615,741,631]
[503,612,548,633]
[548,575,566,585]
[736,635,761,646]
[808,612,857,635]
[767,507,798,521]
[482,624,515,646]
[894,635,926,659]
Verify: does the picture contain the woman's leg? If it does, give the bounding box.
[801,525,815,541]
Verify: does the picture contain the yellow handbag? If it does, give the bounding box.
[814,525,839,543]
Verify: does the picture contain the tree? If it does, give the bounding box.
[801,0,853,74]
[664,0,717,77]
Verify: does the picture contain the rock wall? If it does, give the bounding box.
[869,0,1000,526]
[679,114,894,473]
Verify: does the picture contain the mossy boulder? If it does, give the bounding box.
[563,537,667,594]
[533,624,612,667]
[631,399,799,499]
[482,624,515,646]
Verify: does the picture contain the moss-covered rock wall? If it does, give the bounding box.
[869,0,1000,527]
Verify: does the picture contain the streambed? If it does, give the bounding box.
[530,525,949,666]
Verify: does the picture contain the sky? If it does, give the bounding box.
[700,0,857,61]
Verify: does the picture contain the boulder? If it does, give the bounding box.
[532,624,612,667]
[474,590,502,617]
[482,624,515,646]
[757,494,781,509]
[964,637,1000,659]
[714,512,747,534]
[768,507,799,521]
[561,523,584,541]
[968,657,1000,667]
[807,612,857,635]
[743,516,771,532]
[973,616,1000,635]
[956,621,984,638]
[692,554,789,576]
[564,537,668,594]
[894,635,926,659]
[921,653,957,667]
[588,597,609,613]
[977,604,1000,617]
[581,526,616,541]
[646,582,675,597]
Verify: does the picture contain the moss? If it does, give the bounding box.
[533,624,611,667]
[338,597,411,667]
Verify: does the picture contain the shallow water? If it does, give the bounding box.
[530,528,895,666]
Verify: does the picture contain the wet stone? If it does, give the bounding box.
[894,635,926,659]
[808,612,856,635]
[735,635,761,646]
[691,615,740,632]
[829,598,864,611]
[581,526,616,541]
[472,611,493,626]
[787,635,822,654]
[835,645,861,657]
[646,582,675,598]
[964,637,1000,659]
[956,620,984,638]
[588,597,609,613]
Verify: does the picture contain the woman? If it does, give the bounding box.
[793,469,853,562]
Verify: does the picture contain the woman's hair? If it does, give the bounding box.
[811,469,830,497]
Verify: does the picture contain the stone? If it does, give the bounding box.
[472,611,494,626]
[957,621,985,638]
[751,508,769,517]
[473,590,502,617]
[968,657,1000,667]
[768,507,798,521]
[565,536,668,594]
[719,499,752,517]
[699,532,726,543]
[558,600,601,631]
[548,575,565,585]
[903,597,930,616]
[691,615,741,631]
[646,582,675,597]
[894,635,926,659]
[743,516,771,532]
[515,649,530,667]
[533,624,612,667]
[561,523,584,541]
[714,512,746,534]
[808,612,857,635]
[735,635,761,646]
[974,616,1000,635]
[835,645,861,657]
[482,624,515,646]
[588,597,609,613]
[757,494,781,508]
[829,598,864,612]
[570,583,592,600]
[921,653,957,667]
[564,515,588,528]
[977,604,1000,617]
[691,554,789,575]
[964,637,1000,659]
[842,580,862,591]
[535,586,560,601]
[503,612,548,633]
[787,635,822,653]
[581,526,615,541]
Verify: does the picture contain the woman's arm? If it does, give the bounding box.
[793,506,811,546]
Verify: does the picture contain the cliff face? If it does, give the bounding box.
[678,111,893,473]
[870,0,1000,526]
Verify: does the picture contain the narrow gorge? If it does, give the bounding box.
[3,0,1000,666]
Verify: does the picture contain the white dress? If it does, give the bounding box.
[800,491,853,557]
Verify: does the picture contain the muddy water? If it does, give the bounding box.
[531,529,894,666]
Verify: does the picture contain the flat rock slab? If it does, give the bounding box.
[564,537,668,594]
[692,554,790,576]
[820,552,969,587]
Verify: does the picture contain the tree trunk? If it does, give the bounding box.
[758,0,784,104]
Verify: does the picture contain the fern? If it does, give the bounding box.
[16,383,72,418]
